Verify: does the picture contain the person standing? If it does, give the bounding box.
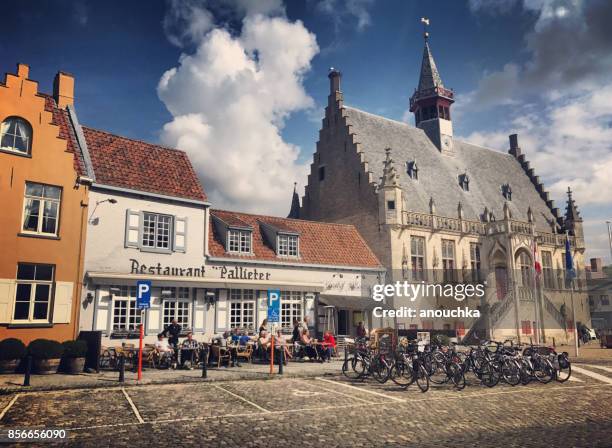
[163,318,182,349]
[356,321,367,339]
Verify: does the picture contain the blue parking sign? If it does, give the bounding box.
[136,280,151,309]
[267,289,280,323]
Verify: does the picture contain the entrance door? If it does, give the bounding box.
[495,267,508,300]
[338,310,349,335]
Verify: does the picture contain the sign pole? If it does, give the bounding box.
[137,312,144,381]
[269,333,274,375]
[135,280,152,381]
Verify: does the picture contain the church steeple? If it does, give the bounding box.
[409,19,455,154]
[564,186,583,239]
[287,182,301,219]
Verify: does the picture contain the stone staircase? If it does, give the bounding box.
[462,291,514,344]
[543,294,566,330]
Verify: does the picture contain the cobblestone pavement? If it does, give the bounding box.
[1,363,612,447]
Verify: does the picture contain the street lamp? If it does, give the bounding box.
[88,198,118,223]
[606,221,612,265]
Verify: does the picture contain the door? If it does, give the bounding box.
[338,309,349,335]
[495,267,508,301]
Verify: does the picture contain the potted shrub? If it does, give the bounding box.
[0,338,26,373]
[61,340,88,374]
[28,339,64,374]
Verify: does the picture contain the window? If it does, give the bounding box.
[602,295,610,306]
[459,174,469,191]
[517,252,531,287]
[229,289,255,329]
[411,236,426,281]
[278,234,298,257]
[1,117,32,155]
[318,166,326,181]
[502,183,512,201]
[13,263,54,322]
[281,291,303,330]
[111,286,141,331]
[22,183,61,236]
[442,239,455,282]
[228,229,252,254]
[469,243,481,282]
[387,200,396,210]
[142,213,172,250]
[163,287,191,329]
[542,251,555,289]
[407,161,418,180]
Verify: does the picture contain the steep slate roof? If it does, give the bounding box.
[343,106,558,232]
[417,42,444,91]
[209,209,382,268]
[40,94,86,176]
[82,127,207,202]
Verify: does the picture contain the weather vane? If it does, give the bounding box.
[421,17,430,40]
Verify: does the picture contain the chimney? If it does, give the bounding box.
[53,71,74,108]
[328,68,341,94]
[17,63,29,79]
[508,134,521,157]
[590,258,603,273]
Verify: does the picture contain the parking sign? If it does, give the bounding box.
[136,280,152,309]
[267,289,280,323]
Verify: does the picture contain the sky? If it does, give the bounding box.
[1,0,611,263]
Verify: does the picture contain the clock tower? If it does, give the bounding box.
[409,22,455,155]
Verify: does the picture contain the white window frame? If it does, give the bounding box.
[21,182,62,236]
[229,289,255,330]
[13,263,54,323]
[1,116,32,155]
[280,291,303,330]
[411,236,426,281]
[111,286,141,331]
[442,239,456,282]
[227,229,252,254]
[162,287,191,329]
[470,242,481,282]
[142,212,173,251]
[278,234,299,257]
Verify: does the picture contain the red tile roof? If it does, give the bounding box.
[82,127,207,202]
[209,210,382,269]
[41,95,86,176]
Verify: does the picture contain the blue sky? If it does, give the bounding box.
[2,0,611,262]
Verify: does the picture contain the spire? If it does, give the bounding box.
[418,40,444,92]
[565,186,582,223]
[287,182,301,219]
[380,148,399,187]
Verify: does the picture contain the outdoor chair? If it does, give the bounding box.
[211,345,231,367]
[235,343,253,363]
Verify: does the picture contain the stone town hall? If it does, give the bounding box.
[292,30,591,344]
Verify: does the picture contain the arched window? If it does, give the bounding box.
[1,117,32,155]
[516,251,531,287]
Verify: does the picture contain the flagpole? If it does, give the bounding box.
[565,231,579,357]
[532,239,541,344]
[570,278,578,357]
[607,221,612,264]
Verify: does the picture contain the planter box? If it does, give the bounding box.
[0,359,19,374]
[33,358,61,375]
[64,357,86,374]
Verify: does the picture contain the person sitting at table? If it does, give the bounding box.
[155,334,174,366]
[180,332,199,369]
[259,319,268,337]
[300,329,322,362]
[322,331,337,362]
[213,331,241,367]
[230,327,241,344]
[274,329,292,363]
[238,330,252,346]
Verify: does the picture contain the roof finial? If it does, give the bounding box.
[567,185,573,199]
[421,17,430,40]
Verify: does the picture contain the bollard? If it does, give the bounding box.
[553,337,556,349]
[201,347,208,379]
[278,348,284,375]
[118,354,125,383]
[344,345,347,363]
[23,355,32,387]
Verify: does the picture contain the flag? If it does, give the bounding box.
[565,232,576,279]
[421,17,430,26]
[533,240,542,276]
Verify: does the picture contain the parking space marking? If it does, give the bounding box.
[0,393,20,422]
[567,375,584,382]
[212,384,271,413]
[577,364,612,374]
[295,379,375,404]
[571,365,612,385]
[316,377,406,402]
[121,388,145,424]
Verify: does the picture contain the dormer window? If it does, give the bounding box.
[228,228,251,254]
[278,234,298,257]
[407,161,418,180]
[459,173,470,191]
[502,183,512,200]
[1,116,32,155]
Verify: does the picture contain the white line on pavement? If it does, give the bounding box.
[577,364,612,374]
[213,384,271,413]
[567,375,584,382]
[121,388,145,424]
[0,393,20,422]
[296,379,375,404]
[315,377,406,402]
[571,365,612,385]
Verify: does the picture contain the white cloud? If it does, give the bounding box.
[316,0,374,32]
[158,12,319,215]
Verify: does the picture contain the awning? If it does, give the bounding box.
[86,271,324,292]
[319,295,378,310]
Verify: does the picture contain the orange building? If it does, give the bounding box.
[0,64,90,344]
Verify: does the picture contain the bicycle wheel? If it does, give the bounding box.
[519,359,533,385]
[501,359,521,386]
[416,364,430,392]
[342,356,364,380]
[480,360,500,388]
[429,357,450,384]
[555,355,572,383]
[371,357,390,384]
[390,360,414,388]
[534,358,554,384]
[449,362,466,390]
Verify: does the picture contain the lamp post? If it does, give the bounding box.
[606,221,612,264]
[88,198,118,223]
